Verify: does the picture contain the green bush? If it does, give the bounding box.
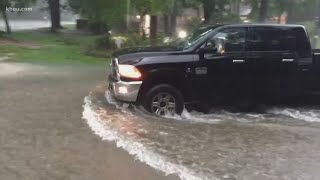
[123,33,149,47]
[122,33,167,48]
[88,21,108,35]
[95,34,115,50]
[300,21,317,47]
[84,45,111,58]
[186,17,203,32]
[301,21,316,37]
[0,31,5,38]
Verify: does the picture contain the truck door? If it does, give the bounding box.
[246,27,301,102]
[198,27,251,104]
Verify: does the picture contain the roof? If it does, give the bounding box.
[203,23,304,29]
[212,24,304,27]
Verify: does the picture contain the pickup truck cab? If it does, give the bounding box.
[108,24,320,116]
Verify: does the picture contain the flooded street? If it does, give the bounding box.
[2,1,320,179]
[0,20,75,31]
[84,85,320,180]
[1,61,320,180]
[0,62,177,180]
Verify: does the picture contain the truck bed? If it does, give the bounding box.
[306,49,320,95]
[312,49,320,66]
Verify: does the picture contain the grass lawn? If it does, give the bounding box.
[0,28,111,65]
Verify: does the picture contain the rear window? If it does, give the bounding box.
[247,27,289,52]
[247,26,311,57]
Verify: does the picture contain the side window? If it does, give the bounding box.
[247,27,288,52]
[206,28,246,53]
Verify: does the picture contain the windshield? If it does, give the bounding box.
[170,26,219,50]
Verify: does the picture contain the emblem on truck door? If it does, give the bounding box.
[195,67,208,75]
[186,68,192,73]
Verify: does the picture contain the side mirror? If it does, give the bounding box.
[199,47,217,60]
[199,47,218,54]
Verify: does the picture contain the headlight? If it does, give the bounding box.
[118,64,142,79]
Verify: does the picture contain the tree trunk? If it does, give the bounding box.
[235,0,240,15]
[286,5,293,23]
[203,0,215,24]
[164,15,170,36]
[315,0,320,29]
[1,10,11,34]
[169,0,177,36]
[258,0,269,23]
[139,12,146,38]
[139,16,144,37]
[48,0,61,32]
[150,15,157,45]
[170,14,176,36]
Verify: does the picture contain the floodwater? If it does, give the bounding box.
[0,20,75,31]
[83,86,320,180]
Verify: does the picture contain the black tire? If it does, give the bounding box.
[143,84,184,115]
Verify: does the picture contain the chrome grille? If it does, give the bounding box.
[111,57,119,80]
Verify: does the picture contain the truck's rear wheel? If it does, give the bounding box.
[143,84,184,116]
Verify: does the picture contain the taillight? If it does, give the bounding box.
[118,65,142,79]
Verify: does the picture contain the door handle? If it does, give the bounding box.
[233,59,245,63]
[282,58,294,62]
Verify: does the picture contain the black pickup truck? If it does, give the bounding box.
[108,24,320,116]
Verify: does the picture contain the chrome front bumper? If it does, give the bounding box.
[108,76,142,102]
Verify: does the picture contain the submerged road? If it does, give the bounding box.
[0,62,177,180]
[86,88,320,180]
[2,61,320,180]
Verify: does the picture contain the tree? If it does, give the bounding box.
[166,0,202,36]
[258,0,268,22]
[48,0,61,32]
[164,0,177,36]
[246,0,316,23]
[131,0,151,37]
[189,0,240,24]
[0,0,36,34]
[0,0,10,34]
[131,0,171,42]
[68,0,127,33]
[202,0,215,24]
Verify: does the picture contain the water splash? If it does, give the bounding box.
[83,95,210,180]
[268,107,320,122]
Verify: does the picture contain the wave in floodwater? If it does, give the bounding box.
[105,90,222,124]
[106,90,320,124]
[83,88,320,180]
[83,94,205,180]
[267,107,320,123]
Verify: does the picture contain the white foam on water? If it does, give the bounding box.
[105,90,119,106]
[83,96,213,180]
[267,108,320,122]
[105,90,221,124]
[105,90,133,112]
[105,90,255,124]
[166,109,222,124]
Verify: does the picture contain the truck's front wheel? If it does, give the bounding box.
[143,84,184,116]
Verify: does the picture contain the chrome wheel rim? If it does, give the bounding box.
[151,93,176,116]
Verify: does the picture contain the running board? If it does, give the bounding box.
[305,91,320,96]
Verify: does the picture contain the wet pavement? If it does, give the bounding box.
[2,61,320,180]
[0,62,177,180]
[84,84,320,180]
